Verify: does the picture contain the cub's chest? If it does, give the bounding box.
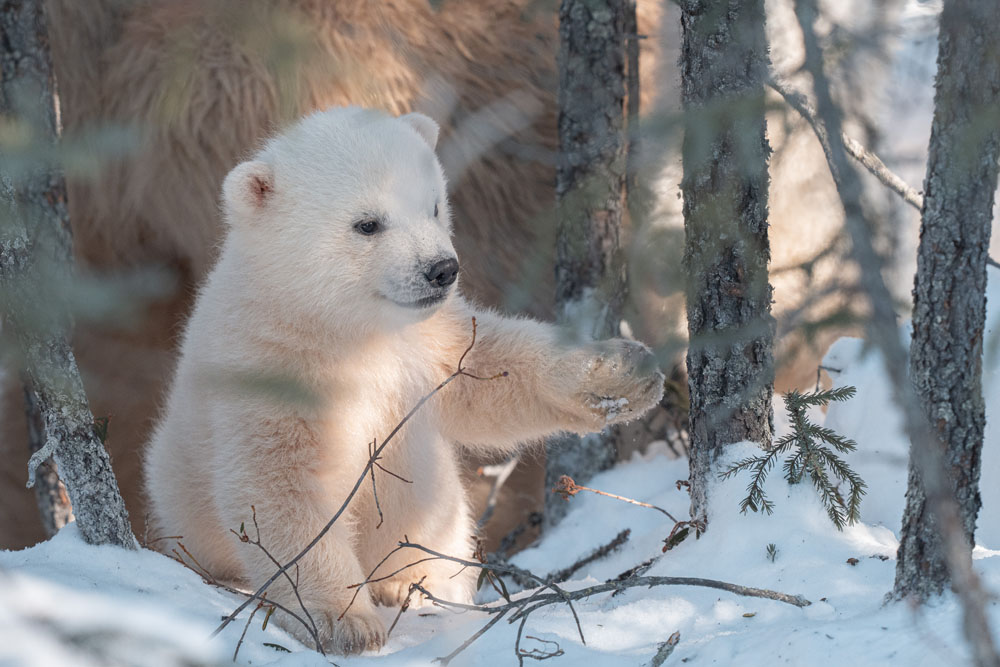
[318,352,443,453]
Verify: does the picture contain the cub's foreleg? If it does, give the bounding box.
[430,298,664,451]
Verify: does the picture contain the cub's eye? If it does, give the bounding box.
[433,202,439,218]
[354,218,381,236]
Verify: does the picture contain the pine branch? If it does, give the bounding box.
[721,386,866,529]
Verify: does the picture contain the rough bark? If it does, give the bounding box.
[544,0,629,528]
[895,0,1000,601]
[24,386,74,536]
[0,0,135,548]
[792,1,999,664]
[680,0,774,526]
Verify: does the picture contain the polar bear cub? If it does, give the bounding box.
[144,107,664,654]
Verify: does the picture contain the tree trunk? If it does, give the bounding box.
[0,0,135,548]
[544,0,630,528]
[680,0,774,527]
[894,0,1000,601]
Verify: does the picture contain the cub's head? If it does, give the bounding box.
[222,107,458,330]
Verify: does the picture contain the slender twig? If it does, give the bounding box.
[552,475,679,523]
[366,434,414,529]
[768,76,924,211]
[518,635,564,664]
[212,317,504,641]
[545,529,631,583]
[368,439,385,529]
[230,507,323,654]
[386,576,426,639]
[173,542,222,585]
[772,76,1000,275]
[524,575,810,612]
[168,546,314,641]
[434,607,512,665]
[374,462,413,484]
[421,566,805,663]
[514,614,531,666]
[232,593,269,662]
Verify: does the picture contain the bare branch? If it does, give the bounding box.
[213,317,505,640]
[230,507,323,653]
[552,475,680,522]
[232,594,268,662]
[386,576,426,639]
[767,76,924,211]
[167,543,314,643]
[356,537,808,664]
[545,529,630,583]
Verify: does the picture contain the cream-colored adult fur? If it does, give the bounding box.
[145,108,663,654]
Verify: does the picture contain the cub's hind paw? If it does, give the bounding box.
[323,608,386,655]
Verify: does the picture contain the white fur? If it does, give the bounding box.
[145,107,664,655]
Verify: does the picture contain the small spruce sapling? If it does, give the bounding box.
[720,386,866,530]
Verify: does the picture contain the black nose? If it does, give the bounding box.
[424,257,459,288]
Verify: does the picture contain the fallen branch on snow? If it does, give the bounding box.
[349,539,810,665]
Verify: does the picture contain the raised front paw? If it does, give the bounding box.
[576,339,665,428]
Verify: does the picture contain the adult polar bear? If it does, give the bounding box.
[145,108,664,654]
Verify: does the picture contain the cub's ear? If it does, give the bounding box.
[400,112,439,150]
[222,160,275,222]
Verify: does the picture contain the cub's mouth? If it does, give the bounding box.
[388,292,448,309]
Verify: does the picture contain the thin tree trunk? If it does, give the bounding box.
[895,0,1000,602]
[545,0,629,528]
[680,0,774,527]
[0,0,135,548]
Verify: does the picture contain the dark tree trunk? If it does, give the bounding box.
[680,0,774,526]
[894,0,1000,601]
[0,0,135,548]
[544,0,630,528]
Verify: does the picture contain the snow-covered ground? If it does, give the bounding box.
[4,269,1000,666]
[3,441,998,666]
